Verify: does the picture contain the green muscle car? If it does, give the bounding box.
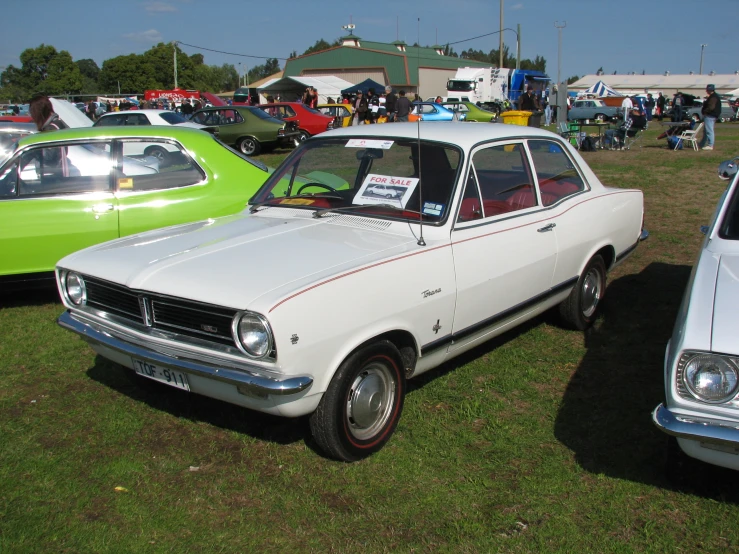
[0,126,270,289]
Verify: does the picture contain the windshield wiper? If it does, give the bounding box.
[313,203,424,219]
[249,193,344,213]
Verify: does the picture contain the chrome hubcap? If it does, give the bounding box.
[346,363,395,440]
[581,268,602,318]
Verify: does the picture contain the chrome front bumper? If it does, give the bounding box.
[652,403,739,447]
[58,311,313,398]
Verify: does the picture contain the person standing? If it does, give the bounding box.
[353,91,368,125]
[656,93,666,121]
[181,99,193,116]
[396,90,411,122]
[366,88,379,124]
[645,93,655,122]
[518,85,540,111]
[672,92,684,122]
[621,95,633,122]
[384,86,397,122]
[699,84,721,151]
[544,101,552,126]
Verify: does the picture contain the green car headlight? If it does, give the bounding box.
[233,312,273,359]
[65,272,87,306]
[682,353,739,403]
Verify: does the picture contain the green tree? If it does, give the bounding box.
[246,58,280,84]
[76,59,100,94]
[302,39,339,56]
[0,44,83,99]
[99,54,159,93]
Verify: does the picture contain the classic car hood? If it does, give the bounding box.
[60,209,418,311]
[712,254,739,354]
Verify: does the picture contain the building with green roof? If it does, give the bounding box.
[283,34,492,99]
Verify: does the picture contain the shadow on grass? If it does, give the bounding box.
[554,261,739,502]
[86,359,309,447]
[0,285,61,308]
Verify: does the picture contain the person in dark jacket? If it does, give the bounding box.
[396,90,411,122]
[518,85,540,111]
[699,84,721,150]
[384,86,397,122]
[656,93,666,121]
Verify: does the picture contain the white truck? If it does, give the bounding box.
[446,67,549,113]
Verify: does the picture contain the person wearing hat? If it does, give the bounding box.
[699,84,721,151]
[518,84,540,111]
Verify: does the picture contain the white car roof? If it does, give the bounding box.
[97,109,205,129]
[320,122,564,151]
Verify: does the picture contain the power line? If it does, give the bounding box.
[176,41,288,61]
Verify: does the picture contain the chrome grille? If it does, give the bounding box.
[86,276,144,323]
[151,298,235,345]
[82,276,237,347]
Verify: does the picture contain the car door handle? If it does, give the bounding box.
[537,223,556,232]
[92,203,114,213]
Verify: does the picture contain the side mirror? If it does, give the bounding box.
[718,157,739,180]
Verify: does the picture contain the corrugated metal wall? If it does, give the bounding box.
[419,69,457,100]
[301,69,386,86]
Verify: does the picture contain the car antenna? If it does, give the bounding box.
[416,17,426,247]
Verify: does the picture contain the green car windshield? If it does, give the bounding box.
[251,137,462,223]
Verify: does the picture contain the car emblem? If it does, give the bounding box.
[291,334,299,345]
[201,324,218,333]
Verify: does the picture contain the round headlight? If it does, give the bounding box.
[65,272,86,306]
[235,313,272,358]
[684,354,739,403]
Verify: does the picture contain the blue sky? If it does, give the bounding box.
[1,0,736,82]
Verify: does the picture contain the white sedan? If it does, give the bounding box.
[653,163,739,470]
[94,110,208,163]
[56,123,646,461]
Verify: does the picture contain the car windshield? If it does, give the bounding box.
[160,112,189,125]
[250,137,462,223]
[447,80,474,92]
[719,181,739,240]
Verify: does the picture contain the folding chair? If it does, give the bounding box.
[558,121,579,147]
[675,122,703,151]
[623,121,647,150]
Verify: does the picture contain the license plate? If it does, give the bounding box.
[131,357,190,391]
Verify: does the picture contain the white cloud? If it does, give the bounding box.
[511,3,524,9]
[123,29,164,43]
[144,1,177,12]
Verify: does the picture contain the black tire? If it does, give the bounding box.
[310,341,406,461]
[385,194,393,199]
[299,130,310,142]
[143,145,169,165]
[238,137,261,156]
[559,254,606,330]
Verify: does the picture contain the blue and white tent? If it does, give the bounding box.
[583,80,622,97]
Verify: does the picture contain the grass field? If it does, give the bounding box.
[2,121,739,552]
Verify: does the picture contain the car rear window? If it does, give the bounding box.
[160,112,189,125]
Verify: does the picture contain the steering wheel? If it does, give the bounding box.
[296,182,337,195]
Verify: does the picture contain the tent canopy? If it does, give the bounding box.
[584,80,622,97]
[341,78,386,95]
[257,75,354,104]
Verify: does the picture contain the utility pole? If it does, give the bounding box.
[499,0,504,68]
[700,44,707,75]
[516,23,521,70]
[172,41,178,89]
[554,21,566,86]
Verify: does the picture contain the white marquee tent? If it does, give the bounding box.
[258,76,354,104]
[583,80,622,97]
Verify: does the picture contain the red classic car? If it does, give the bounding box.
[257,102,334,141]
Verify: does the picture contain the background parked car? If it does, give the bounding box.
[410,102,463,121]
[317,103,354,127]
[0,122,36,162]
[0,126,270,289]
[191,105,299,155]
[442,101,498,122]
[256,102,334,141]
[567,99,622,122]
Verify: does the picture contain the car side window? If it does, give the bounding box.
[117,139,204,192]
[16,142,113,196]
[469,143,537,217]
[527,139,586,206]
[128,114,150,126]
[0,159,19,197]
[96,115,124,126]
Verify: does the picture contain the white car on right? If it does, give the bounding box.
[653,161,739,470]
